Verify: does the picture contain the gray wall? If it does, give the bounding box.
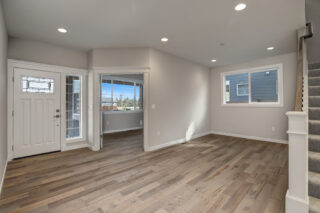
[306,0,320,65]
[103,112,143,133]
[0,1,7,190]
[211,52,297,141]
[8,37,87,69]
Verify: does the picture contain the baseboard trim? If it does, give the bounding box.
[147,131,211,152]
[62,142,89,152]
[0,160,8,195]
[211,131,288,144]
[103,127,143,134]
[286,190,309,213]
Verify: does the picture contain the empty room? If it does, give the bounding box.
[0,0,319,213]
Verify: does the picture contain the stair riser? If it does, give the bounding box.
[310,98,320,107]
[310,87,320,96]
[309,71,320,77]
[309,158,320,173]
[309,181,320,199]
[310,110,320,120]
[309,78,320,86]
[310,139,320,152]
[309,122,320,135]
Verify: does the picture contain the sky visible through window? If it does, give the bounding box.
[102,82,139,99]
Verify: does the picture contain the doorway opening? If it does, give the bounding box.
[100,74,144,151]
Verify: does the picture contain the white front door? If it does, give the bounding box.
[13,68,61,158]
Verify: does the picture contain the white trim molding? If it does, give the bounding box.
[0,160,8,195]
[103,127,143,134]
[211,131,288,144]
[147,131,212,152]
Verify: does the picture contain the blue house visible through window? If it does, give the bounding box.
[225,70,278,104]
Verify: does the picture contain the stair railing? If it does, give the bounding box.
[286,23,313,213]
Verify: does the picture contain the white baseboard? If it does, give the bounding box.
[211,131,288,144]
[103,127,143,134]
[0,160,8,195]
[286,190,309,213]
[147,131,211,152]
[89,145,100,151]
[62,142,89,152]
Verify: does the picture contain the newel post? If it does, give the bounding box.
[286,111,308,213]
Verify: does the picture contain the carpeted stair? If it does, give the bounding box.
[309,68,320,213]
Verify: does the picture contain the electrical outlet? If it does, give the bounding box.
[152,104,156,109]
[140,120,143,126]
[272,126,276,132]
[157,131,161,136]
[106,121,110,125]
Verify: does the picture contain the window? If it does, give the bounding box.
[22,76,54,93]
[66,76,82,139]
[222,64,282,106]
[101,78,143,112]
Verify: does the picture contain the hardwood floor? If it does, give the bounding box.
[0,130,288,213]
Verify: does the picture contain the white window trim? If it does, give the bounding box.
[221,64,283,107]
[101,76,143,113]
[236,83,249,96]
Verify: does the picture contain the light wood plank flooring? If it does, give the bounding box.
[0,130,288,213]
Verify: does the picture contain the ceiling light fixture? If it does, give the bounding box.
[267,46,275,50]
[235,3,246,11]
[57,28,67,33]
[161,37,169,42]
[211,59,217,63]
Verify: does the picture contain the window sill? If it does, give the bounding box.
[221,103,283,108]
[66,136,85,143]
[102,110,143,114]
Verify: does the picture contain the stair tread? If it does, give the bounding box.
[309,120,320,124]
[309,171,320,184]
[310,151,320,160]
[309,96,320,98]
[310,196,320,213]
[310,134,320,140]
[310,107,320,110]
[310,86,320,88]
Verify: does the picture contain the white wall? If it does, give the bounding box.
[102,112,143,133]
[149,49,211,147]
[211,52,297,142]
[0,1,7,191]
[89,48,150,68]
[8,37,87,69]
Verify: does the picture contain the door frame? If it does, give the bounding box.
[7,59,88,161]
[88,66,150,152]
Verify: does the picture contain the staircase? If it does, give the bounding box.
[309,68,320,213]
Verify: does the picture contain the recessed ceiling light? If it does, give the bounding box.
[161,37,169,42]
[267,46,275,50]
[235,3,246,11]
[57,28,67,33]
[211,59,217,63]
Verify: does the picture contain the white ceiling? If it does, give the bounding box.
[2,0,305,67]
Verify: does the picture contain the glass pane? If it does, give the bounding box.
[101,80,113,111]
[225,73,249,103]
[136,83,143,110]
[251,70,278,102]
[66,76,81,139]
[113,80,135,111]
[21,76,54,93]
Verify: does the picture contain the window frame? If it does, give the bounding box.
[101,76,143,114]
[65,75,84,141]
[221,64,283,107]
[236,83,249,96]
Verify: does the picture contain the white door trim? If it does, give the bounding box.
[7,59,88,161]
[88,67,150,152]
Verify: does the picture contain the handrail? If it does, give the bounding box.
[294,23,313,111]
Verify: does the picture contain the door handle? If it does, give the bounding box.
[54,115,60,118]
